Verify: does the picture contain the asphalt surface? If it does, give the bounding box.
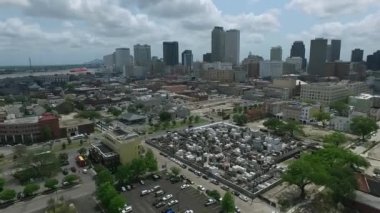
[122,176,221,213]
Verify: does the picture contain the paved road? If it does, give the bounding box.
[4,181,96,213]
[144,141,278,213]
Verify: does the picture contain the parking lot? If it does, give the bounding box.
[122,173,221,213]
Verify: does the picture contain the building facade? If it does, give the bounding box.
[270,46,282,61]
[115,48,132,72]
[351,48,364,62]
[290,41,307,69]
[259,61,284,78]
[224,29,240,65]
[134,44,151,67]
[211,26,225,62]
[163,41,179,66]
[308,38,328,76]
[300,83,349,105]
[181,50,193,70]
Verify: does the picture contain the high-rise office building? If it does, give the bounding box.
[115,48,132,72]
[326,44,332,62]
[224,29,240,65]
[290,41,305,58]
[211,26,225,62]
[270,46,282,61]
[308,38,328,76]
[351,48,364,62]
[330,39,341,62]
[367,50,380,71]
[203,53,212,63]
[290,41,307,69]
[163,41,179,66]
[134,44,151,66]
[182,50,193,70]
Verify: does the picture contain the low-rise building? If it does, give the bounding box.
[349,94,376,113]
[300,82,349,105]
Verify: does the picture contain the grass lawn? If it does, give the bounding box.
[51,139,90,153]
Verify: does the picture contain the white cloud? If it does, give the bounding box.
[0,0,281,63]
[286,0,380,17]
[287,12,380,57]
[0,0,29,6]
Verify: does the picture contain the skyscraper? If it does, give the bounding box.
[290,41,305,58]
[134,44,151,66]
[203,53,212,63]
[308,38,328,76]
[181,50,193,70]
[330,39,341,62]
[270,46,282,61]
[224,29,240,65]
[163,41,179,66]
[351,48,364,62]
[211,26,225,62]
[115,48,132,72]
[326,44,332,62]
[367,50,380,71]
[290,41,307,69]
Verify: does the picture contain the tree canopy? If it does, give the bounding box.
[170,166,181,177]
[0,189,16,201]
[350,116,379,141]
[282,147,369,202]
[108,195,127,213]
[232,113,248,126]
[144,149,158,172]
[330,100,349,116]
[44,178,59,189]
[323,132,347,147]
[221,192,235,213]
[159,111,172,122]
[312,110,331,127]
[76,110,101,120]
[96,170,114,186]
[0,178,5,192]
[23,183,40,196]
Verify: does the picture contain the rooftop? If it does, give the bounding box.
[59,118,93,128]
[2,116,39,124]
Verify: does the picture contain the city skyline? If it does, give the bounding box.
[0,0,379,65]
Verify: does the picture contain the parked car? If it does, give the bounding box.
[152,174,161,180]
[221,185,230,191]
[197,185,205,191]
[210,179,219,185]
[180,184,190,189]
[121,186,126,192]
[139,180,145,185]
[202,175,209,180]
[235,206,241,213]
[155,190,165,197]
[184,210,194,213]
[140,189,152,196]
[167,199,179,206]
[152,185,161,191]
[233,191,240,196]
[205,198,217,206]
[155,202,166,208]
[161,194,173,201]
[181,164,187,169]
[185,179,194,185]
[70,167,77,173]
[239,195,249,202]
[188,168,195,173]
[62,168,69,175]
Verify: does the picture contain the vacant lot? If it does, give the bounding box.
[122,175,221,213]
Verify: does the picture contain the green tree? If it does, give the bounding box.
[0,189,16,201]
[129,158,147,180]
[188,115,194,124]
[44,178,59,190]
[23,183,40,196]
[283,120,304,137]
[96,170,114,186]
[127,104,137,113]
[232,113,248,126]
[221,192,235,213]
[116,164,133,184]
[282,154,327,199]
[13,144,27,159]
[108,107,122,117]
[207,190,221,201]
[55,101,75,114]
[350,116,379,141]
[63,174,80,184]
[62,143,66,150]
[108,194,127,213]
[0,178,4,191]
[144,149,158,172]
[159,111,172,122]
[194,115,200,123]
[80,139,84,146]
[78,147,87,155]
[171,120,177,127]
[323,132,347,147]
[182,117,187,124]
[330,101,349,116]
[170,166,181,177]
[96,182,118,208]
[263,118,285,134]
[162,121,170,129]
[312,110,331,128]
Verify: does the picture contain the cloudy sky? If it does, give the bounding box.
[0,0,379,65]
